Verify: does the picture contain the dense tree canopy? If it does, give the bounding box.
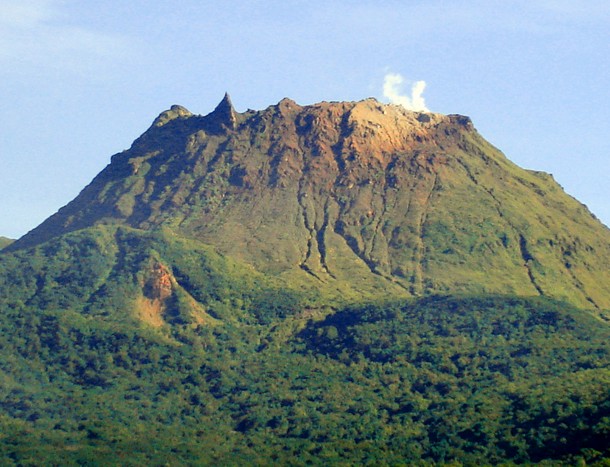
[1,273,609,465]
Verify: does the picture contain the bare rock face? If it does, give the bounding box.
[144,263,173,301]
[9,96,610,309]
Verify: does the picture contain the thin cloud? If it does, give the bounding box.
[0,0,55,27]
[0,0,134,75]
[536,0,610,18]
[383,73,429,112]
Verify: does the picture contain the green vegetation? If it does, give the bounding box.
[1,229,609,464]
[0,225,316,328]
[0,237,13,250]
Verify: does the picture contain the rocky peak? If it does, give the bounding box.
[206,92,237,130]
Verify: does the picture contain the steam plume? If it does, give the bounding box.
[383,73,429,112]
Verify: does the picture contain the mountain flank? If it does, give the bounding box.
[8,95,610,311]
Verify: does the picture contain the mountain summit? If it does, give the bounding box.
[8,95,610,310]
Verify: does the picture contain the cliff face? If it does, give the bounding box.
[8,96,610,309]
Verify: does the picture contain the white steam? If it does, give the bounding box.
[383,73,429,112]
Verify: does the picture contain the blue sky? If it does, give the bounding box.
[1,0,609,238]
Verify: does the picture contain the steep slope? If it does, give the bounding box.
[7,95,610,309]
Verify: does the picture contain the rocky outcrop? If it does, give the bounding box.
[135,262,173,327]
[144,262,173,301]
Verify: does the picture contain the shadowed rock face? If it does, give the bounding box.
[9,96,610,309]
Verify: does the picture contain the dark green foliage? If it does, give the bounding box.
[296,296,610,463]
[1,227,609,464]
[298,295,606,368]
[0,227,116,310]
[1,278,609,464]
[248,288,304,324]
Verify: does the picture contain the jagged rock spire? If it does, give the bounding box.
[209,92,237,130]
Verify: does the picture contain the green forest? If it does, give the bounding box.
[1,226,610,465]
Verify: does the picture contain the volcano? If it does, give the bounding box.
[1,95,610,465]
[8,94,610,311]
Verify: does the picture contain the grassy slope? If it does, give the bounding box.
[0,237,13,250]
